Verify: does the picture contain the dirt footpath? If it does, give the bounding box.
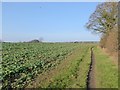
[87,47,96,89]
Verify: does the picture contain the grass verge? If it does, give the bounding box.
[94,47,118,88]
[46,46,92,88]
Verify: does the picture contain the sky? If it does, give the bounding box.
[2,2,100,42]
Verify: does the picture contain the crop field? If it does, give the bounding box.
[1,42,118,89]
[2,1,119,89]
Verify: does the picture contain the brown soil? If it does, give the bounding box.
[87,47,96,89]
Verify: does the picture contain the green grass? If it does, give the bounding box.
[94,47,118,88]
[2,42,82,88]
[69,47,91,88]
[4,42,117,88]
[45,45,92,88]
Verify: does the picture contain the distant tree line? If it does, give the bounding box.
[29,37,43,43]
[86,2,119,55]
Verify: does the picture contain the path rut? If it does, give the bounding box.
[86,47,96,89]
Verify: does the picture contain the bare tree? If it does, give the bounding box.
[86,2,119,54]
[86,2,118,34]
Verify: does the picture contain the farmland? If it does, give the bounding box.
[1,42,118,89]
[1,42,92,88]
[2,1,119,89]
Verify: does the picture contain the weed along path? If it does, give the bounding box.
[94,47,118,88]
[2,43,118,89]
[26,45,118,88]
[26,45,92,88]
[87,47,118,89]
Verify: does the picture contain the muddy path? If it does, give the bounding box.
[86,47,96,89]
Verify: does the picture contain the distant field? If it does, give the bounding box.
[1,42,118,89]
